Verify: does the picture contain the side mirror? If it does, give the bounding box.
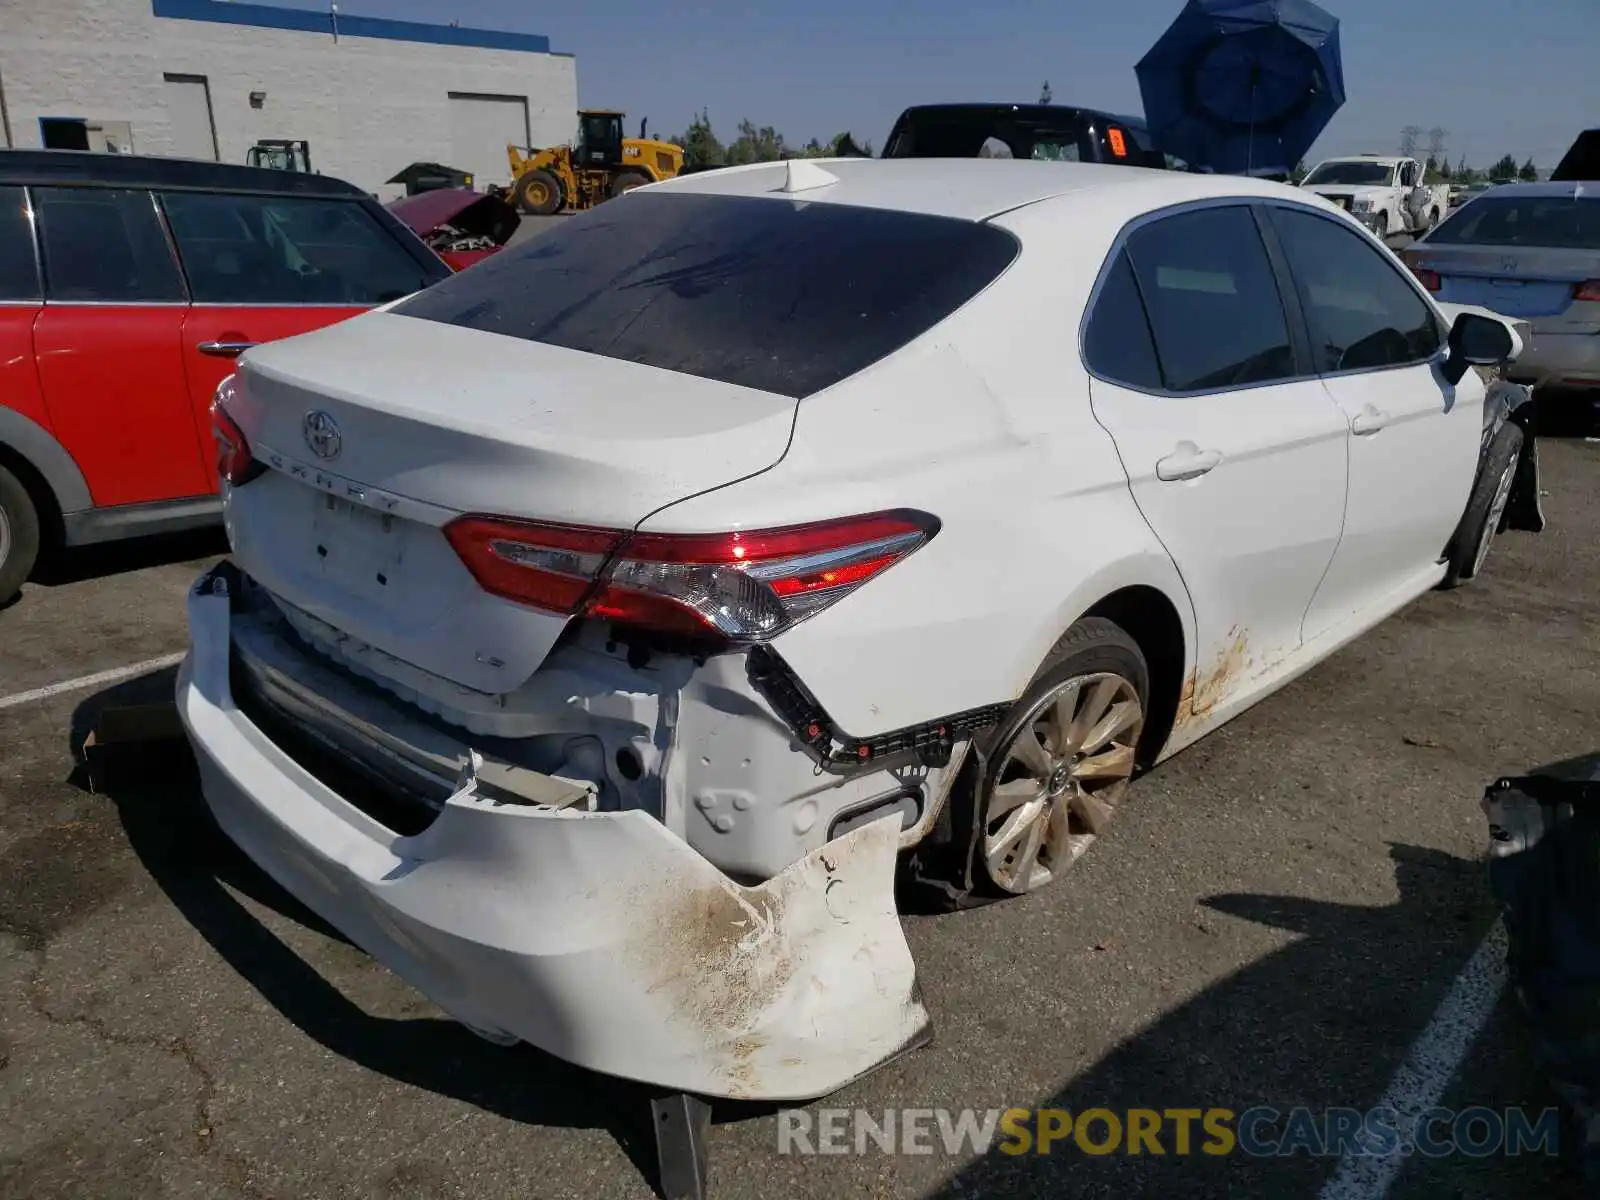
[1442,312,1518,385]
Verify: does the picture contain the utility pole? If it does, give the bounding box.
[1399,125,1421,157]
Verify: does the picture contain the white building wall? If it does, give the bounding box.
[0,0,577,195]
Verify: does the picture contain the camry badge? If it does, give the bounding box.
[302,410,342,461]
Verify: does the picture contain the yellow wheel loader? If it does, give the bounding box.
[507,110,685,216]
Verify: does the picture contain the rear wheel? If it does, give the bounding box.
[610,171,650,198]
[514,169,563,216]
[903,618,1150,908]
[0,463,41,603]
[1440,421,1524,588]
[1374,211,1389,239]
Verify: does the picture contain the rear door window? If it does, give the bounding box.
[0,187,39,301]
[393,192,1021,398]
[33,186,186,303]
[161,192,434,305]
[1124,206,1297,392]
[1266,205,1442,373]
[1083,250,1162,390]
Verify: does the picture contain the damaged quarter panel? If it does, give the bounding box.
[638,197,1198,741]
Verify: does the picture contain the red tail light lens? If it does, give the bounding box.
[211,385,265,487]
[591,510,939,643]
[1575,279,1600,302]
[443,508,940,644]
[442,517,623,614]
[1400,253,1441,291]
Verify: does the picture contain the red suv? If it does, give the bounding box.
[0,150,452,600]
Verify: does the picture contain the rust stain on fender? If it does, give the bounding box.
[622,816,918,1098]
[1178,626,1252,725]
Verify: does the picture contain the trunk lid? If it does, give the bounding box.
[1415,244,1600,323]
[224,311,797,693]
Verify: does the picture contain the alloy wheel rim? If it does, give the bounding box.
[982,672,1144,895]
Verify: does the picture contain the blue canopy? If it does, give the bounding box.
[1136,0,1345,177]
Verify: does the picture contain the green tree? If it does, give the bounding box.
[726,118,786,165]
[671,109,725,167]
[1490,153,1518,182]
[1039,80,1053,105]
[1518,156,1538,181]
[1424,154,1448,184]
[1289,159,1308,184]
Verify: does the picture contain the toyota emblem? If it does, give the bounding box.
[302,410,342,460]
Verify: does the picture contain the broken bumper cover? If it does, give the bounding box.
[175,570,931,1101]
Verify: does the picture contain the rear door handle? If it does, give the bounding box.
[197,340,257,358]
[1351,405,1390,436]
[1155,442,1223,482]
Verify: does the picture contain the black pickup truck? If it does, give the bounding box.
[881,103,1191,170]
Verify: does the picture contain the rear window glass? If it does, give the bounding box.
[393,192,1020,398]
[1427,196,1600,249]
[162,192,436,305]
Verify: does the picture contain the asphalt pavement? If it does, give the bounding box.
[0,431,1597,1200]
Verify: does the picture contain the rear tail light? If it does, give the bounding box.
[211,378,265,486]
[443,518,623,614]
[443,509,940,645]
[1575,279,1600,302]
[1399,250,1441,291]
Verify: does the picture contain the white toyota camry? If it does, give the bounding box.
[180,156,1537,1103]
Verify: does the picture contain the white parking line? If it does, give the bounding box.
[1318,922,1509,1200]
[0,652,188,712]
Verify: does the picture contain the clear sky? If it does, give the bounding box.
[284,0,1595,168]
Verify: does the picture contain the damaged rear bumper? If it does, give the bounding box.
[175,568,930,1101]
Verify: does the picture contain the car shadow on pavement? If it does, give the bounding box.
[70,672,756,1197]
[924,841,1586,1200]
[32,527,227,587]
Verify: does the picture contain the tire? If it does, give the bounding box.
[901,617,1150,910]
[1428,207,1440,232]
[1440,421,1524,589]
[1374,211,1389,239]
[0,463,41,603]
[610,171,649,198]
[514,169,563,217]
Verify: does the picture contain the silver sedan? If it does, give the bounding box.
[1402,181,1600,392]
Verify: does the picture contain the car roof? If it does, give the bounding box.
[644,156,1301,221]
[1468,180,1591,199]
[895,103,1150,132]
[0,149,368,198]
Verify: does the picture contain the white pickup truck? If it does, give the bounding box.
[1299,154,1451,239]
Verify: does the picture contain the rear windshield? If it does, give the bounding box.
[393,191,1019,398]
[1426,195,1600,249]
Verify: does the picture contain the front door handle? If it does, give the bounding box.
[197,340,257,358]
[1155,442,1223,482]
[1351,405,1390,436]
